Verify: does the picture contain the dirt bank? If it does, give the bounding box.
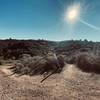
[0,64,100,100]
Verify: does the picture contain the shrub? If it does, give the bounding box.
[66,55,76,64]
[10,54,65,76]
[0,61,2,65]
[75,52,100,74]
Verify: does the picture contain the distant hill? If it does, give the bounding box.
[0,39,100,59]
[55,40,100,56]
[0,39,51,59]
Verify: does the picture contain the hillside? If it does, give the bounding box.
[0,39,100,100]
[0,39,100,60]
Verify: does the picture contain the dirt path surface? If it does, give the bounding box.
[0,64,100,100]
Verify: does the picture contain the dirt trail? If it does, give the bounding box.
[0,64,100,100]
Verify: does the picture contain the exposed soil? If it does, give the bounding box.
[0,64,100,100]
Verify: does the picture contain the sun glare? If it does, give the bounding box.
[65,3,81,23]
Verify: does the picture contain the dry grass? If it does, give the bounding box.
[10,54,65,76]
[66,52,100,74]
[0,64,100,100]
[75,52,100,74]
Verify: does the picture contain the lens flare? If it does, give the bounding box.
[65,3,81,23]
[57,0,100,31]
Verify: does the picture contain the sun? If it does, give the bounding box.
[65,4,81,23]
[68,8,79,20]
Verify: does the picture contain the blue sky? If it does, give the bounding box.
[0,0,100,41]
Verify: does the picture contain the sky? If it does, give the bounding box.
[0,0,100,41]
